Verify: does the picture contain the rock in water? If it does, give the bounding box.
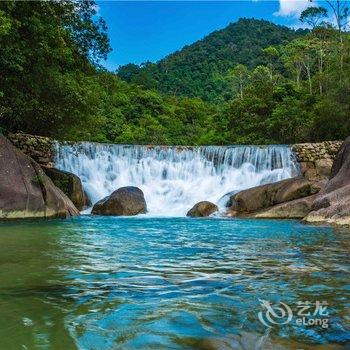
[255,195,317,219]
[187,201,218,217]
[92,186,147,216]
[305,136,350,225]
[43,167,86,210]
[0,135,79,219]
[228,177,323,215]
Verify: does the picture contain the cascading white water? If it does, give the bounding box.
[54,143,299,216]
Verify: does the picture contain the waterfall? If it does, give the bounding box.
[54,143,299,216]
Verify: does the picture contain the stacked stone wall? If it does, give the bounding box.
[6,133,344,180]
[7,133,54,167]
[292,141,342,180]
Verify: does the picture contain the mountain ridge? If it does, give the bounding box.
[117,18,307,102]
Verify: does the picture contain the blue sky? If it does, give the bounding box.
[97,1,317,71]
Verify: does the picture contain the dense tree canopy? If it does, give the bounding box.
[0,0,110,137]
[0,1,349,145]
[117,19,306,102]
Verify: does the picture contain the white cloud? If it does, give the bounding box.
[274,0,314,17]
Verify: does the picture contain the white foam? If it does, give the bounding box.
[54,143,299,216]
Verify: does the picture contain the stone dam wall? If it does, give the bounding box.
[291,141,342,162]
[291,141,342,180]
[6,133,343,178]
[7,133,55,167]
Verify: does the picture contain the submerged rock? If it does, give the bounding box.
[92,186,147,216]
[0,135,79,219]
[187,201,218,217]
[304,136,350,226]
[43,167,86,210]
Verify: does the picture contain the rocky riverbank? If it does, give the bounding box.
[219,137,350,226]
[1,132,349,225]
[0,135,79,219]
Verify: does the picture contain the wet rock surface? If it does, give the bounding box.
[228,177,323,215]
[254,195,317,219]
[92,186,147,216]
[187,201,218,217]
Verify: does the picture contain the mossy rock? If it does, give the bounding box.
[43,167,86,210]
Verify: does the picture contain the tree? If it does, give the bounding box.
[0,1,111,137]
[116,19,305,102]
[325,0,349,74]
[300,6,328,29]
[325,0,349,40]
[283,38,316,94]
[227,64,249,99]
[268,96,311,143]
[0,9,11,35]
[263,46,280,83]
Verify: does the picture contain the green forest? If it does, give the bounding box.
[0,1,349,145]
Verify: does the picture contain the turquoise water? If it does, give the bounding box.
[0,217,349,349]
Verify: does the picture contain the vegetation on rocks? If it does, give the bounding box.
[43,167,86,210]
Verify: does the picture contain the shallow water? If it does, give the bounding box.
[0,217,349,350]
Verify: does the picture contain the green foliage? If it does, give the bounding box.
[300,6,328,29]
[117,19,306,103]
[0,3,349,146]
[220,28,350,144]
[92,72,218,145]
[32,174,45,187]
[0,0,110,139]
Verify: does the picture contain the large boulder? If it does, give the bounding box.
[315,158,333,179]
[329,136,350,179]
[43,167,87,210]
[187,201,218,217]
[254,195,317,219]
[299,159,333,180]
[92,186,147,216]
[299,161,318,180]
[228,177,323,215]
[0,135,79,219]
[304,137,350,225]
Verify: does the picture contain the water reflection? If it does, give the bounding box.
[0,217,349,349]
[0,220,78,349]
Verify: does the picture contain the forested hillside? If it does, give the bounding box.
[0,1,349,145]
[117,19,306,102]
